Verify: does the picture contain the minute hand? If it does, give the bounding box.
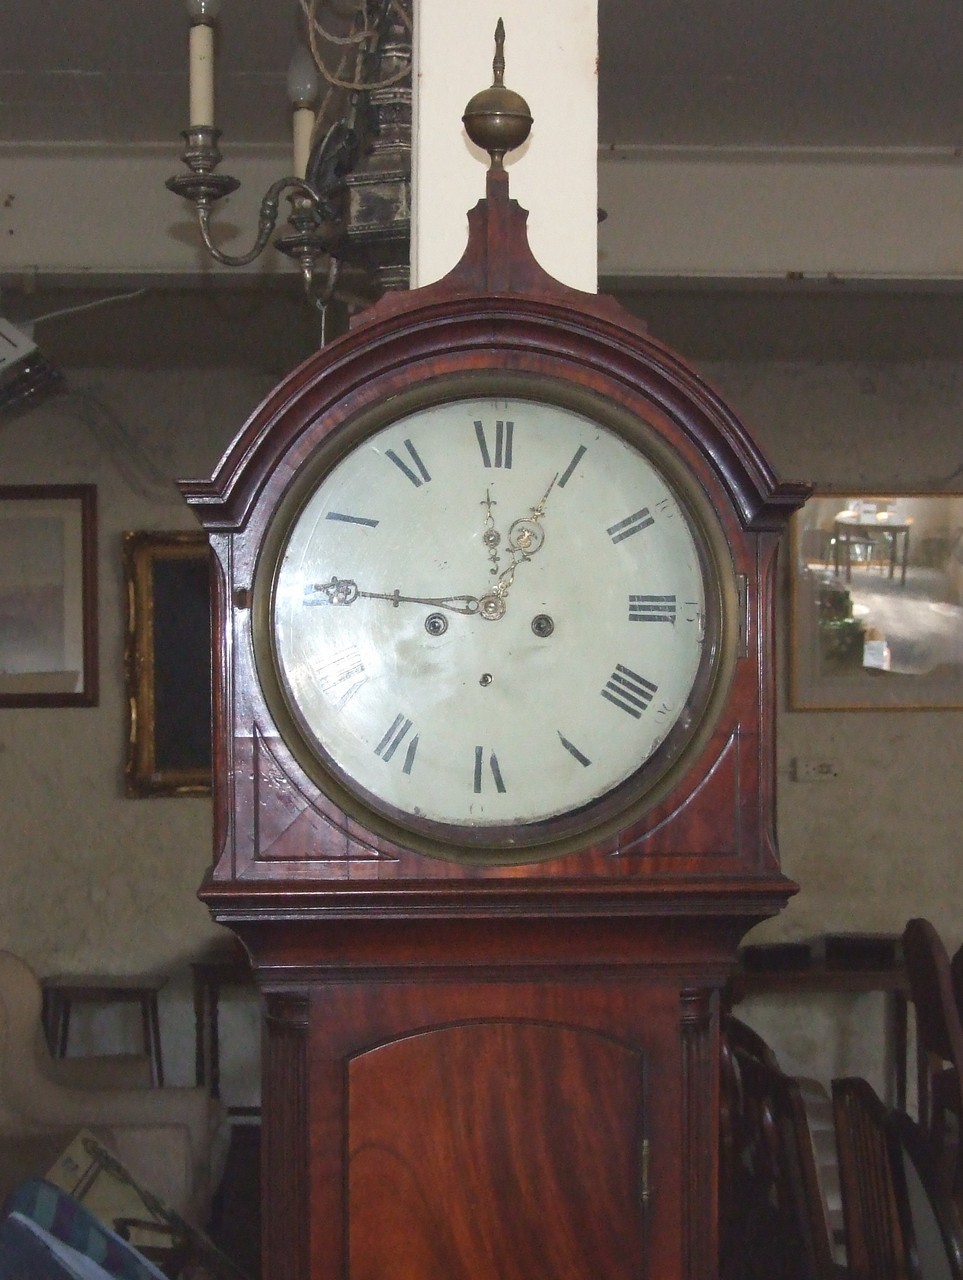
[305,577,481,616]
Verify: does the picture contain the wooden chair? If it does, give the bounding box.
[948,943,963,1025]
[833,1076,963,1280]
[890,1111,963,1280]
[902,919,963,1197]
[719,1016,775,1277]
[720,1017,841,1280]
[833,1076,909,1280]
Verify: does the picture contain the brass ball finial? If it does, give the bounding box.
[462,19,533,168]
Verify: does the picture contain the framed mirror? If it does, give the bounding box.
[124,530,212,796]
[790,493,963,710]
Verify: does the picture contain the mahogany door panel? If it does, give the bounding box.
[295,977,700,1280]
[347,1020,646,1280]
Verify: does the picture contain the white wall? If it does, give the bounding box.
[0,364,273,1095]
[708,359,963,945]
[705,357,963,1098]
[2,323,961,1103]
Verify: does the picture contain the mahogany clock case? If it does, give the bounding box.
[181,180,808,1280]
[182,265,807,889]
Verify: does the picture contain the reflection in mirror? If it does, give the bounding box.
[790,494,963,709]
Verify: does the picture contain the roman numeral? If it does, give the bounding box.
[558,732,591,767]
[316,645,367,709]
[474,419,513,469]
[325,512,379,528]
[629,594,677,623]
[473,747,507,793]
[601,664,658,718]
[558,444,587,488]
[386,439,431,486]
[374,713,419,773]
[607,508,654,543]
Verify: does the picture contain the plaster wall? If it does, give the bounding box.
[0,349,960,1104]
[705,357,963,1096]
[0,366,273,1099]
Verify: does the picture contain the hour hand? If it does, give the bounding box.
[304,577,480,616]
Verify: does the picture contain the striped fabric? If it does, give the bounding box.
[1,1181,166,1280]
[0,1211,112,1278]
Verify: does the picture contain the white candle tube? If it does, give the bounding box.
[293,107,315,179]
[189,22,216,128]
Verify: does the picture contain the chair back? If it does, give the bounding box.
[889,1112,963,1280]
[949,944,963,1026]
[720,1021,838,1280]
[833,1077,963,1280]
[903,921,962,1067]
[833,1077,908,1280]
[901,919,963,1179]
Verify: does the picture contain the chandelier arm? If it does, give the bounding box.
[194,178,323,269]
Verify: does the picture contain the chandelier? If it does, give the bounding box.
[166,0,412,316]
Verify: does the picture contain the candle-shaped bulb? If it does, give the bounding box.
[288,46,321,179]
[186,0,221,128]
[287,45,321,108]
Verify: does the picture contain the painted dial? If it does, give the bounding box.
[267,394,718,837]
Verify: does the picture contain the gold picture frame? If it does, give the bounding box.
[124,530,212,796]
[790,492,963,710]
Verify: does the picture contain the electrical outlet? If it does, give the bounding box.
[792,757,840,782]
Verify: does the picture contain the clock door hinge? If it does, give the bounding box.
[640,1137,651,1205]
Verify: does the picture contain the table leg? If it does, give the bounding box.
[210,980,222,1100]
[41,989,56,1053]
[141,995,164,1086]
[56,998,71,1059]
[886,990,908,1111]
[193,971,207,1088]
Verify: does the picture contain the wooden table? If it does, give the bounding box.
[41,973,166,1086]
[728,956,911,1109]
[833,517,911,586]
[191,948,256,1110]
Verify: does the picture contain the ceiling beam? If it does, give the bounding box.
[3,145,963,286]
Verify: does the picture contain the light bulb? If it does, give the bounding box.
[287,45,321,108]
[186,0,220,126]
[186,0,222,19]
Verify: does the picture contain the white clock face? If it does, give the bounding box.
[265,392,722,845]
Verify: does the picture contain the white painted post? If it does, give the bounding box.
[411,0,598,292]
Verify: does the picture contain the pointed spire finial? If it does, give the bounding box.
[493,18,506,85]
[462,20,533,170]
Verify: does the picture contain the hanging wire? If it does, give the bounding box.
[299,0,411,92]
[49,387,174,500]
[29,288,148,329]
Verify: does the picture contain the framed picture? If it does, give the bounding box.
[124,530,212,797]
[790,492,963,709]
[0,485,98,707]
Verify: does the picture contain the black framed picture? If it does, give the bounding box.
[124,529,212,796]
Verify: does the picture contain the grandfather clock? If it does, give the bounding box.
[182,32,808,1280]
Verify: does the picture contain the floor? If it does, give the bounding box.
[847,565,963,676]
